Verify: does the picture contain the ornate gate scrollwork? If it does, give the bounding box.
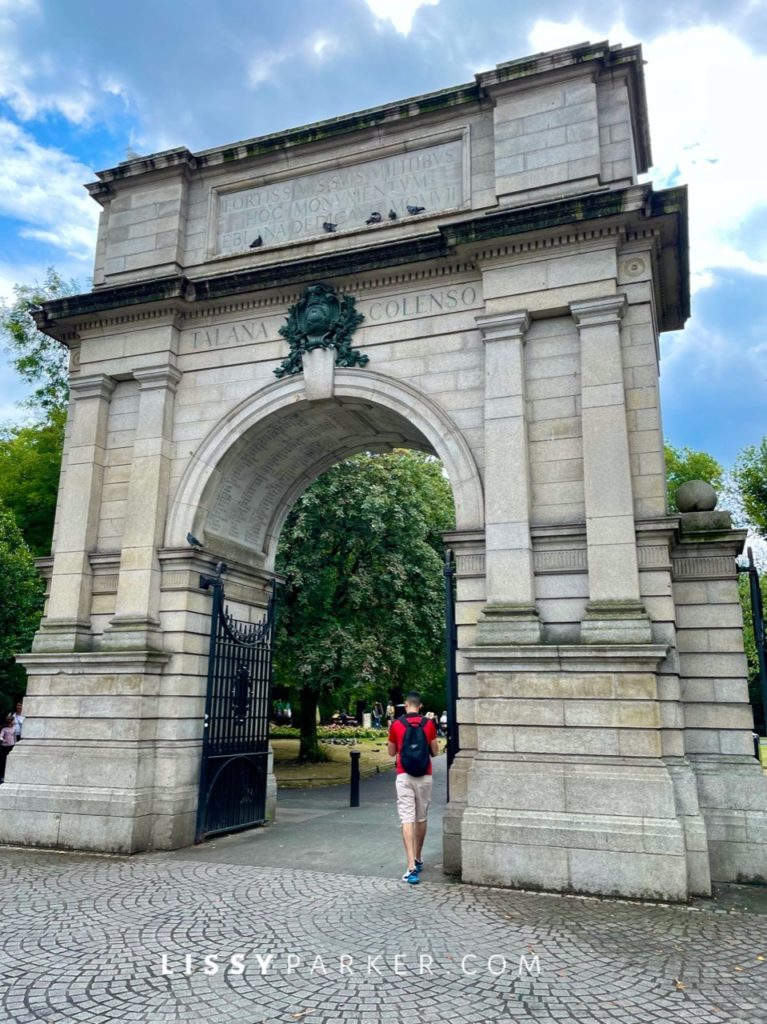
[195,569,278,843]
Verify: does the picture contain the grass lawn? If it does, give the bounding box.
[272,736,446,787]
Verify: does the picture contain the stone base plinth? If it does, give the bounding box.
[691,757,767,884]
[461,805,688,899]
[0,649,204,855]
[457,642,697,899]
[460,755,689,899]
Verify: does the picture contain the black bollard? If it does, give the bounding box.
[350,749,361,807]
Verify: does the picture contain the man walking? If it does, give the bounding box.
[388,691,439,884]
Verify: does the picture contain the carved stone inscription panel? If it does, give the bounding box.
[180,281,482,354]
[216,138,464,253]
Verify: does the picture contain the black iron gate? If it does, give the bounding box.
[739,546,767,736]
[195,568,277,843]
[444,549,459,800]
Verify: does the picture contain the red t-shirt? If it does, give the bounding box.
[388,714,438,775]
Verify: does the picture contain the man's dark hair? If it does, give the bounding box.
[404,691,423,707]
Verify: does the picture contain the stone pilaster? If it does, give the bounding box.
[474,311,540,644]
[104,364,183,651]
[571,295,651,643]
[34,374,115,652]
[673,511,767,884]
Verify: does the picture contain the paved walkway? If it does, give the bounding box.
[169,750,454,881]
[2,758,767,1023]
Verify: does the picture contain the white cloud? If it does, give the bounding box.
[642,26,767,291]
[0,120,98,262]
[364,0,439,35]
[0,3,97,125]
[529,20,767,294]
[247,50,290,87]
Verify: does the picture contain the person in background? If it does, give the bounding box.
[0,713,16,783]
[373,702,384,728]
[12,701,24,742]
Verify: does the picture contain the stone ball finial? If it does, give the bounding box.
[675,480,718,513]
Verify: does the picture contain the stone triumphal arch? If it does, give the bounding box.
[2,41,766,900]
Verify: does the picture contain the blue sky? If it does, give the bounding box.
[0,0,765,469]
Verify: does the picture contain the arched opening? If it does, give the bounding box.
[166,368,484,559]
[166,369,482,871]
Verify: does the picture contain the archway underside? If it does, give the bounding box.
[199,396,436,569]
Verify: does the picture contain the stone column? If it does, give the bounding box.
[104,364,182,650]
[570,295,651,643]
[474,311,541,644]
[34,373,115,652]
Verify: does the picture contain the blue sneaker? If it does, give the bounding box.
[402,870,420,885]
[414,859,423,874]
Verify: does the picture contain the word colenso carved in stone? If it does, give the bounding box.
[274,283,368,378]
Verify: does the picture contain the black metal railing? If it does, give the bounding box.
[195,567,278,843]
[739,546,767,738]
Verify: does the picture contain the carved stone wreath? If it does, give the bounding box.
[274,282,368,378]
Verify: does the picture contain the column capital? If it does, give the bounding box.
[475,310,530,344]
[69,373,116,401]
[570,294,627,329]
[133,364,183,392]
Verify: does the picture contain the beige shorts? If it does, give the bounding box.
[395,773,433,824]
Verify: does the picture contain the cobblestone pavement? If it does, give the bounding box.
[1,848,767,1023]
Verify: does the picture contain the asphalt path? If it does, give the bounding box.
[167,750,457,883]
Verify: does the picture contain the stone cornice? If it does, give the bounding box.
[88,42,648,190]
[465,644,669,673]
[34,183,689,341]
[17,651,170,673]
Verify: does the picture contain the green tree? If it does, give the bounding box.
[733,437,767,537]
[0,502,45,712]
[1,266,77,417]
[0,267,77,552]
[274,450,455,761]
[0,408,65,556]
[664,442,724,512]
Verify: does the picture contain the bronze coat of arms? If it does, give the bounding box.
[274,283,368,378]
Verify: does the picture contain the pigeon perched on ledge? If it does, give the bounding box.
[365,212,382,224]
[388,209,398,220]
[322,222,337,232]
[406,205,426,215]
[249,236,263,248]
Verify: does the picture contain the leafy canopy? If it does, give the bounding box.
[733,437,767,537]
[1,266,76,416]
[0,502,44,711]
[0,267,76,554]
[0,408,65,556]
[274,450,455,719]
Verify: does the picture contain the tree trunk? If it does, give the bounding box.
[298,690,321,762]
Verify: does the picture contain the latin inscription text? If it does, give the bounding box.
[217,140,463,252]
